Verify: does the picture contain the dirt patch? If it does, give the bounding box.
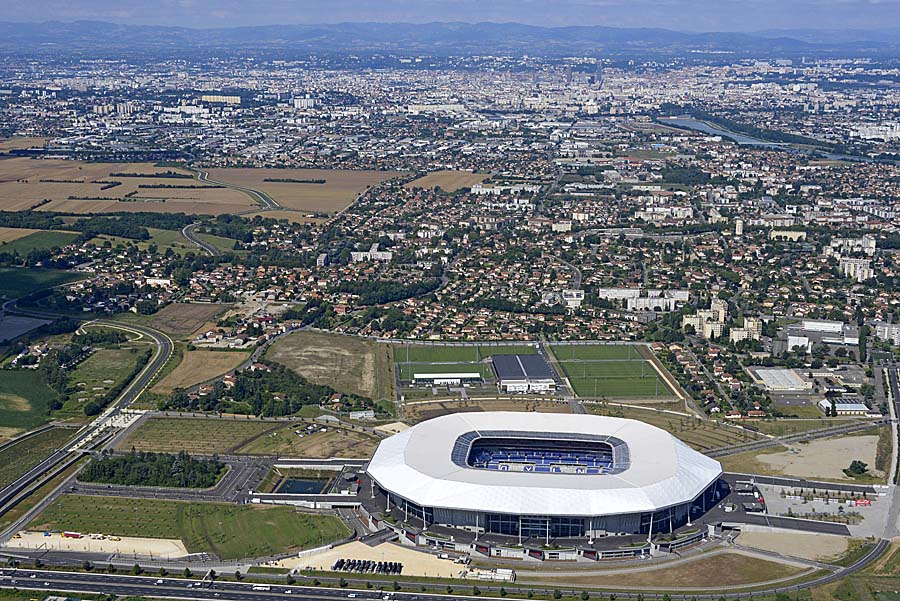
[266,330,393,400]
[152,350,250,393]
[737,530,849,561]
[236,425,379,458]
[404,171,489,192]
[0,426,23,441]
[759,435,880,481]
[278,541,462,578]
[7,530,188,559]
[0,393,31,412]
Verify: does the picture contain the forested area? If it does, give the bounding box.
[80,450,225,488]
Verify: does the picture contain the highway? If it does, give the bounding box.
[183,222,221,256]
[0,536,890,601]
[194,169,281,210]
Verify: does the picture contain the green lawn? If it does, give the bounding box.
[393,344,536,364]
[0,369,59,431]
[0,427,75,488]
[550,344,646,361]
[0,267,85,299]
[0,231,81,255]
[32,495,350,559]
[557,359,673,398]
[58,347,148,416]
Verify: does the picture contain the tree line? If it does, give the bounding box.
[80,450,225,488]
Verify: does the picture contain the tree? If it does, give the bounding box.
[234,570,242,580]
[845,460,869,477]
[83,560,94,571]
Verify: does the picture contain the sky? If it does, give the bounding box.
[1,0,900,32]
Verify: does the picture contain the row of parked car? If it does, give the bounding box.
[331,559,403,575]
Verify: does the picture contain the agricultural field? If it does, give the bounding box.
[0,427,75,489]
[0,230,80,255]
[404,170,489,192]
[0,159,255,214]
[118,417,282,454]
[267,330,395,400]
[0,369,59,435]
[0,227,40,243]
[206,168,406,214]
[31,494,349,559]
[235,423,380,458]
[550,344,675,399]
[586,402,761,452]
[58,347,149,417]
[144,302,228,337]
[0,267,85,300]
[0,137,47,153]
[0,314,51,343]
[151,349,250,394]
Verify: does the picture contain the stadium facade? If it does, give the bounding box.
[366,412,722,541]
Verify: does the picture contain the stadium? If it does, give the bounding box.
[366,412,723,541]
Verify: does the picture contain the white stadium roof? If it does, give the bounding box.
[367,412,722,517]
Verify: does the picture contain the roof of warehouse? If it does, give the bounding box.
[492,353,555,380]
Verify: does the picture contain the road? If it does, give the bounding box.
[183,222,221,256]
[0,536,889,601]
[194,169,281,210]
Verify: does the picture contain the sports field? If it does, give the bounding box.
[0,427,75,489]
[0,267,85,299]
[0,369,59,434]
[267,330,395,400]
[404,170,489,192]
[0,159,254,215]
[551,344,675,399]
[31,495,350,559]
[393,343,537,364]
[206,168,406,214]
[118,417,282,455]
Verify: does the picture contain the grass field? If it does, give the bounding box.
[403,399,572,423]
[118,417,281,454]
[267,330,395,401]
[404,171,489,192]
[206,168,406,214]
[0,267,85,299]
[0,159,255,215]
[235,423,380,458]
[89,228,237,257]
[518,551,806,588]
[0,427,75,489]
[0,369,58,434]
[748,418,857,437]
[586,403,761,451]
[551,344,675,399]
[59,347,148,416]
[151,350,250,394]
[0,231,80,255]
[31,495,350,559]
